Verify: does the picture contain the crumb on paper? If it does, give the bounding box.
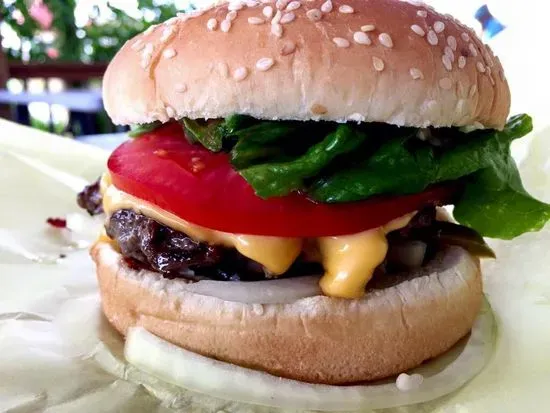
[396,373,424,391]
[47,217,68,229]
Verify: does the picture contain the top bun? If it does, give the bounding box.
[103,0,510,129]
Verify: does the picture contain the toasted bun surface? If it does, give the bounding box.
[92,241,482,384]
[103,0,510,129]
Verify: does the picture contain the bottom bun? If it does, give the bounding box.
[92,242,482,385]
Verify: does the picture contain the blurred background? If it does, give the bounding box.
[0,0,548,148]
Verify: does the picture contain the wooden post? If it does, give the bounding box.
[0,32,11,119]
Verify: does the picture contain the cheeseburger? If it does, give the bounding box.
[80,0,548,385]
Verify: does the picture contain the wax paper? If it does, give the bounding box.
[1,119,549,413]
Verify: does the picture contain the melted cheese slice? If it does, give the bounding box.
[102,185,302,275]
[102,184,413,298]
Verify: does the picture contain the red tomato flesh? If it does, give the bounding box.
[108,123,455,237]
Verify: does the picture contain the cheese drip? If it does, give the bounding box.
[318,214,414,298]
[102,184,413,298]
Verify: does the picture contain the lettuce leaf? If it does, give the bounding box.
[239,124,368,197]
[453,122,550,239]
[180,118,226,152]
[128,122,162,138]
[309,115,532,202]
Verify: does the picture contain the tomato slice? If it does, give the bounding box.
[108,124,455,237]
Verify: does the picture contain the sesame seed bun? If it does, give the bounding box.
[103,0,510,129]
[92,241,483,384]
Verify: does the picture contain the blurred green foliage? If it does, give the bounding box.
[30,117,65,134]
[1,0,181,62]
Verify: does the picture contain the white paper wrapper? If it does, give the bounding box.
[1,119,550,413]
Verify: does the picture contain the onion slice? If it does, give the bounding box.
[181,276,322,304]
[124,300,495,411]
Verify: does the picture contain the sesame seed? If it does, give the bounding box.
[311,104,328,115]
[457,80,466,97]
[444,46,455,62]
[489,74,495,85]
[143,43,154,55]
[164,17,178,26]
[271,23,283,37]
[280,12,295,24]
[461,32,470,42]
[165,106,176,118]
[321,0,333,13]
[131,40,144,51]
[410,67,424,80]
[469,43,478,57]
[306,9,322,21]
[160,27,175,43]
[447,35,457,51]
[484,52,494,67]
[458,55,466,69]
[348,113,364,122]
[248,16,265,24]
[417,10,428,18]
[353,31,371,45]
[256,57,275,71]
[228,2,243,11]
[188,10,204,18]
[439,77,452,90]
[163,48,176,59]
[286,1,301,11]
[276,0,288,10]
[227,10,237,21]
[332,37,350,48]
[434,21,445,33]
[372,56,384,72]
[411,25,425,36]
[423,100,437,113]
[233,66,249,81]
[456,99,465,113]
[143,25,156,36]
[338,5,354,14]
[442,55,452,71]
[378,33,393,48]
[469,84,477,97]
[263,6,274,18]
[246,0,259,6]
[218,62,229,77]
[361,24,375,32]
[281,41,296,55]
[207,18,218,31]
[175,83,187,93]
[476,61,486,73]
[473,121,484,129]
[427,30,438,45]
[221,19,231,32]
[272,10,282,24]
